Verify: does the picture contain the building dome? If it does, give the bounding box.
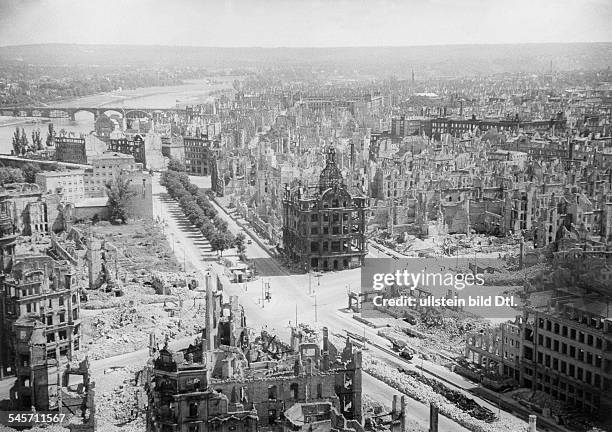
[318,147,343,193]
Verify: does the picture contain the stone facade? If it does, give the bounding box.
[283,147,367,271]
[184,136,217,176]
[35,169,86,203]
[0,253,82,406]
[146,275,363,432]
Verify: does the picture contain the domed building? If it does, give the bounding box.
[282,147,367,271]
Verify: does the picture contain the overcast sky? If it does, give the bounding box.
[0,0,610,47]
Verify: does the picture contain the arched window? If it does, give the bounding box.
[268,385,277,400]
[189,402,198,417]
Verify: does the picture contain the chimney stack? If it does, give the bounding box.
[322,327,329,352]
[529,415,537,432]
[205,272,214,351]
[322,352,330,371]
[392,395,399,420]
[400,396,408,432]
[429,403,439,432]
[149,332,156,356]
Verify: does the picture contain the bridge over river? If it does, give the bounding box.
[0,106,188,121]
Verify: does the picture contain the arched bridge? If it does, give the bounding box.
[0,106,188,121]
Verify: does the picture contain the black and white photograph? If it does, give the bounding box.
[0,1,610,431]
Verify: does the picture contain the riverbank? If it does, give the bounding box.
[43,76,241,109]
[0,117,33,127]
[0,76,242,154]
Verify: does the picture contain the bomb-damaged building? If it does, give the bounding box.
[145,273,364,432]
[282,147,367,272]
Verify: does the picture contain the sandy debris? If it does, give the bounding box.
[95,366,146,432]
[82,284,206,360]
[362,353,527,432]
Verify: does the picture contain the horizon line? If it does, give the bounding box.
[1,41,611,50]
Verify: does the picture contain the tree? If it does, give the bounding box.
[167,158,186,172]
[105,174,137,224]
[225,231,235,250]
[210,233,225,256]
[211,232,234,257]
[213,215,228,232]
[200,222,215,239]
[46,123,55,147]
[234,232,246,255]
[0,167,24,184]
[22,163,41,183]
[31,128,43,151]
[19,128,29,154]
[12,127,21,156]
[187,183,199,195]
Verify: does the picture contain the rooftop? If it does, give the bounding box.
[75,197,108,208]
[36,170,85,177]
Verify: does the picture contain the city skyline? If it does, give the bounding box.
[0,1,611,431]
[0,0,611,48]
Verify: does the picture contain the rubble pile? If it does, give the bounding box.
[380,317,489,363]
[75,221,181,277]
[84,270,200,310]
[513,389,563,411]
[96,366,146,432]
[362,394,388,415]
[362,353,527,432]
[362,395,428,432]
[295,323,321,343]
[374,232,523,259]
[83,282,169,310]
[401,369,497,422]
[414,317,491,360]
[150,270,190,295]
[83,287,205,360]
[91,222,181,274]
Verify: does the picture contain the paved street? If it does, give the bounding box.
[0,173,525,432]
[151,173,528,431]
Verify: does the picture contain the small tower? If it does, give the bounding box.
[318,146,344,193]
[86,225,102,289]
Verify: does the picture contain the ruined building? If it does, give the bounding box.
[463,251,612,419]
[85,229,122,295]
[0,182,64,235]
[0,191,86,405]
[283,147,367,271]
[0,204,18,379]
[0,199,94,428]
[145,273,364,432]
[0,253,82,407]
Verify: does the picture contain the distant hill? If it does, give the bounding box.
[0,43,610,75]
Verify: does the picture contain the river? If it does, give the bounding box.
[0,77,239,155]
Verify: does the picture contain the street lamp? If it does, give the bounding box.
[261,278,265,308]
[308,271,312,295]
[175,238,184,271]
